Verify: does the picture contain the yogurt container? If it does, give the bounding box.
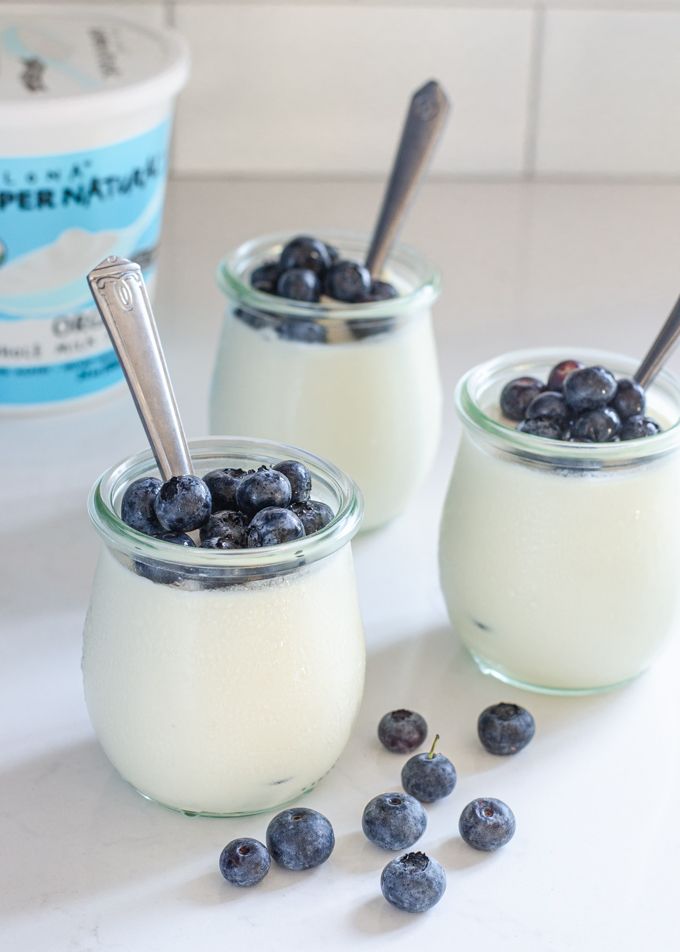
[83,437,365,816]
[439,347,680,695]
[210,232,442,530]
[0,12,189,410]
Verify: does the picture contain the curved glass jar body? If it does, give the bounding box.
[439,348,680,695]
[209,232,442,531]
[83,437,365,816]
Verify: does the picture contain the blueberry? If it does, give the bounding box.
[380,852,446,913]
[247,507,305,547]
[219,838,271,887]
[366,279,398,302]
[277,317,327,344]
[155,531,196,546]
[500,377,544,422]
[459,798,516,851]
[525,390,569,424]
[250,261,280,295]
[378,709,428,754]
[203,468,247,512]
[547,359,583,392]
[324,260,372,303]
[362,792,427,851]
[234,306,270,331]
[571,407,621,442]
[154,475,212,533]
[477,702,535,755]
[620,415,661,440]
[266,807,334,870]
[612,378,646,420]
[517,417,563,440]
[325,242,340,264]
[199,510,248,545]
[279,236,331,277]
[121,477,162,535]
[276,268,320,303]
[236,468,292,517]
[290,500,334,535]
[563,365,617,412]
[400,735,457,803]
[201,536,240,549]
[273,460,311,503]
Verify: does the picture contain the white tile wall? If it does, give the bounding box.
[173,4,534,176]
[2,1,680,177]
[535,9,680,176]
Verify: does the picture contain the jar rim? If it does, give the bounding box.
[456,346,680,466]
[216,229,440,320]
[88,436,363,572]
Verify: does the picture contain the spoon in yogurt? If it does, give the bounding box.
[87,255,193,480]
[634,293,680,388]
[365,79,451,278]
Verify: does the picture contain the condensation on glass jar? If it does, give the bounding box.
[439,347,680,695]
[83,437,365,817]
[209,231,442,531]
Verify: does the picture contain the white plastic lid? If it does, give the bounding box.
[0,13,189,127]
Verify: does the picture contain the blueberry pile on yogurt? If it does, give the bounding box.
[120,460,334,549]
[250,234,398,304]
[501,359,661,442]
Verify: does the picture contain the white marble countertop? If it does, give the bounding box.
[3,179,680,951]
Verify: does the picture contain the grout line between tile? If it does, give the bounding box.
[522,2,546,179]
[168,169,680,185]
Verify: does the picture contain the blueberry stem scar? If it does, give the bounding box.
[428,733,440,759]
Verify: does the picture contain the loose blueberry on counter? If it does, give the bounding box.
[563,365,617,413]
[459,798,516,851]
[366,279,399,302]
[362,792,427,851]
[291,499,334,534]
[250,261,280,294]
[380,852,446,913]
[571,406,621,442]
[500,377,545,422]
[547,359,583,392]
[273,460,312,503]
[401,734,457,803]
[247,507,305,547]
[266,807,335,870]
[620,414,661,440]
[477,702,535,755]
[236,468,293,517]
[279,235,332,276]
[199,510,248,546]
[612,378,646,420]
[219,838,271,887]
[154,475,212,533]
[525,390,569,424]
[378,709,428,754]
[324,260,372,303]
[276,268,321,303]
[121,477,162,534]
[517,417,563,440]
[203,468,247,512]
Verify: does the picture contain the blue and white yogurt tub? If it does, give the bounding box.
[0,12,189,410]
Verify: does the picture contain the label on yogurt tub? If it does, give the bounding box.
[0,118,171,406]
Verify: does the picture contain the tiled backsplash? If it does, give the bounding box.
[3,1,680,178]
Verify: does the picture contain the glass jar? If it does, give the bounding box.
[83,437,365,816]
[439,347,680,695]
[210,231,442,531]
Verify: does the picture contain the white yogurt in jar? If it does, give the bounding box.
[439,349,680,693]
[210,310,441,531]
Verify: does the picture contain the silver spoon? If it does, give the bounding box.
[87,256,193,480]
[365,79,451,278]
[634,294,680,389]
